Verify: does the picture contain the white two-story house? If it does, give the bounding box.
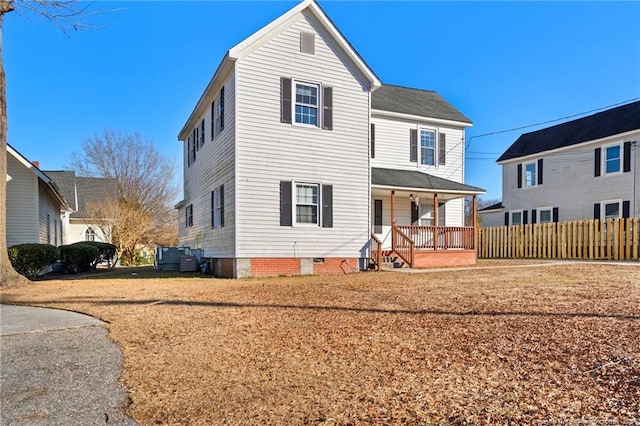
[480,100,640,227]
[176,0,484,278]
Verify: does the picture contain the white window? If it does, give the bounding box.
[214,96,222,136]
[211,186,224,229]
[295,183,319,225]
[525,162,537,187]
[294,82,319,126]
[538,208,552,223]
[419,203,445,226]
[605,145,621,174]
[420,129,436,166]
[602,201,621,220]
[85,227,96,242]
[510,210,523,225]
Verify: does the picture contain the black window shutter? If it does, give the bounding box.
[322,87,333,130]
[220,185,225,227]
[504,212,509,226]
[200,119,205,147]
[537,159,543,185]
[211,191,215,227]
[531,209,537,224]
[220,86,225,131]
[410,129,417,162]
[552,207,559,223]
[193,128,198,152]
[623,141,631,173]
[370,123,375,159]
[411,201,418,224]
[187,137,191,167]
[594,148,601,177]
[322,184,333,228]
[593,203,601,220]
[281,77,292,124]
[280,181,292,226]
[622,200,630,218]
[211,101,215,140]
[517,164,522,188]
[374,200,382,233]
[439,133,446,165]
[523,210,528,224]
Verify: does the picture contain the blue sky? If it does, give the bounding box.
[5,1,640,201]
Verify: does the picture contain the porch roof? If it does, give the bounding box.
[371,168,485,195]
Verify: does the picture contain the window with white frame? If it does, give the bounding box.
[214,95,222,136]
[510,211,523,225]
[420,129,436,166]
[211,186,224,228]
[525,162,537,187]
[294,82,319,126]
[419,203,445,226]
[603,201,621,220]
[295,183,319,225]
[605,145,621,174]
[85,227,96,242]
[538,208,552,223]
[186,204,193,228]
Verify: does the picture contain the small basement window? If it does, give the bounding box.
[312,258,325,264]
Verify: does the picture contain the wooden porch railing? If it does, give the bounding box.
[370,233,383,271]
[391,225,415,267]
[395,225,475,250]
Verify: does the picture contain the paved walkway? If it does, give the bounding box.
[0,304,136,425]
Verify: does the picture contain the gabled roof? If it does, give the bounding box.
[371,167,484,195]
[478,202,503,212]
[372,84,472,125]
[7,144,70,211]
[44,171,118,219]
[179,0,381,140]
[498,100,640,162]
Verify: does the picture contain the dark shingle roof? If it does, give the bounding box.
[43,171,118,218]
[372,167,484,194]
[372,84,472,124]
[498,100,640,162]
[478,202,503,212]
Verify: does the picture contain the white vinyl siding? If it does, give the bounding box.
[38,180,63,245]
[180,73,236,257]
[370,115,466,183]
[6,153,39,246]
[500,129,640,222]
[234,12,371,258]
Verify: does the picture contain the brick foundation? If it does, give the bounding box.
[250,258,302,277]
[412,250,477,268]
[313,258,359,275]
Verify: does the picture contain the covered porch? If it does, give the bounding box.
[369,168,484,269]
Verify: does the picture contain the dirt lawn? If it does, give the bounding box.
[1,262,639,424]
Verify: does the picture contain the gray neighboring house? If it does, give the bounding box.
[44,171,118,244]
[480,100,640,227]
[6,144,70,247]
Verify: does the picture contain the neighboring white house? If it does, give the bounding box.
[6,144,70,247]
[480,101,640,227]
[176,0,484,278]
[44,171,118,244]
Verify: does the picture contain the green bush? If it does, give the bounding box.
[7,243,59,280]
[60,244,99,274]
[71,241,117,268]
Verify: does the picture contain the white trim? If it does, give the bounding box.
[601,199,622,219]
[523,161,538,188]
[498,128,640,165]
[509,209,523,226]
[292,180,321,227]
[603,142,622,176]
[371,184,484,197]
[292,80,321,128]
[418,126,438,167]
[537,206,553,223]
[372,109,472,128]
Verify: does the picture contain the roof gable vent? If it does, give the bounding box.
[300,31,315,54]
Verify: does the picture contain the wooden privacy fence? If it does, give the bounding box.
[478,218,640,261]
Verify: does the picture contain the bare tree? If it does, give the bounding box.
[69,130,179,265]
[1,1,98,286]
[465,197,501,227]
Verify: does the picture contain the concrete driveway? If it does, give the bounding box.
[0,304,136,425]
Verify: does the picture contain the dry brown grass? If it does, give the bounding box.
[1,262,639,424]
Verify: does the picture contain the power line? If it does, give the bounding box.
[465,97,640,150]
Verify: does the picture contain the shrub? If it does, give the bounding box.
[60,244,99,274]
[71,241,117,268]
[7,243,59,280]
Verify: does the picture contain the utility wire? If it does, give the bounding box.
[465,97,640,150]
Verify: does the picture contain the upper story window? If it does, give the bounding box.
[605,145,621,174]
[525,162,537,187]
[211,185,225,229]
[420,129,436,166]
[295,83,319,126]
[295,183,319,225]
[85,227,96,242]
[186,204,193,228]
